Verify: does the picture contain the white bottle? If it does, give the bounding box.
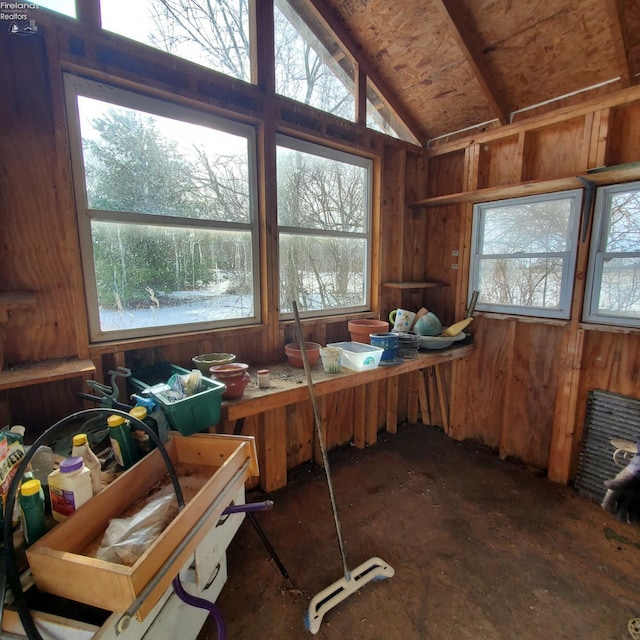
[48,456,93,522]
[71,433,103,495]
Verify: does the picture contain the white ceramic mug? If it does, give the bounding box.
[389,308,416,332]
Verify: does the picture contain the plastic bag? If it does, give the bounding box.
[0,425,27,526]
[96,493,176,565]
[165,370,203,401]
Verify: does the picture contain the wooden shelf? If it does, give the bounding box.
[0,358,96,392]
[409,162,640,209]
[382,281,448,289]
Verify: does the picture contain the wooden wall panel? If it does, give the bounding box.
[605,102,640,165]
[501,322,563,469]
[321,388,353,448]
[427,150,465,197]
[380,147,406,292]
[477,135,521,188]
[521,117,588,180]
[571,331,640,476]
[436,89,640,482]
[420,205,461,325]
[0,34,81,365]
[286,401,313,469]
[448,317,512,448]
[8,379,88,440]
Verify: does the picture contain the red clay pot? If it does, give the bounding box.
[284,342,321,368]
[348,319,389,344]
[209,362,251,399]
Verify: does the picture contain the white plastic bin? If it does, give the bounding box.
[326,341,383,371]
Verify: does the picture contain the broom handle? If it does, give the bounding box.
[292,302,351,581]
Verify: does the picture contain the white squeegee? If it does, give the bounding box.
[305,556,395,634]
[292,302,394,635]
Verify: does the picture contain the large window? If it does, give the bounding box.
[100,0,251,82]
[584,182,640,327]
[35,1,76,18]
[469,190,582,319]
[64,75,258,342]
[276,136,372,316]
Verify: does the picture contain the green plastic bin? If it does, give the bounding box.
[128,362,226,436]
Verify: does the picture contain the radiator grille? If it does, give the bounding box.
[573,389,640,503]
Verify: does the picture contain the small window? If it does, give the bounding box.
[64,75,259,342]
[366,78,419,145]
[584,181,640,327]
[469,190,582,319]
[274,0,355,121]
[276,135,372,316]
[100,0,251,82]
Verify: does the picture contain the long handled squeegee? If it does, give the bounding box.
[292,302,394,634]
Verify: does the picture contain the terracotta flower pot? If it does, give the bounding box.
[348,319,389,344]
[209,362,250,399]
[285,342,321,368]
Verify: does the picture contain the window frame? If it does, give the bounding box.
[584,180,640,328]
[468,189,583,320]
[64,73,260,343]
[275,133,373,319]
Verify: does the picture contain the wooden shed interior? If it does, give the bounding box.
[2,0,640,498]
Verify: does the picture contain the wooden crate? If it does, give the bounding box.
[26,433,258,620]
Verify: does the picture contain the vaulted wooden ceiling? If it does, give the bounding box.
[318,0,640,145]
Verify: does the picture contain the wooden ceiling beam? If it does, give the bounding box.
[603,0,633,86]
[432,0,509,125]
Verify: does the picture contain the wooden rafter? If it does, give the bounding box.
[603,0,632,86]
[432,0,509,125]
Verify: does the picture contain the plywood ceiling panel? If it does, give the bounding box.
[322,0,637,144]
[469,0,621,109]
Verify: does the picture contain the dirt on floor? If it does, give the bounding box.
[198,423,640,640]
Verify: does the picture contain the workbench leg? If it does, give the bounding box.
[418,369,431,426]
[434,364,449,434]
[353,385,366,449]
[386,375,399,434]
[259,407,287,492]
[365,381,379,446]
[407,371,419,424]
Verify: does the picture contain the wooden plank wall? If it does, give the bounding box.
[0,10,419,484]
[3,9,640,489]
[429,94,640,482]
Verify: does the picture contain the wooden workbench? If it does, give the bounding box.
[217,343,474,492]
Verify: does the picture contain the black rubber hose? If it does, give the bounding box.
[2,408,185,640]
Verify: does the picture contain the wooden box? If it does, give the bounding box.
[26,433,258,621]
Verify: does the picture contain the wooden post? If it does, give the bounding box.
[258,406,287,492]
[353,384,367,449]
[434,364,449,434]
[386,374,399,434]
[365,381,379,446]
[548,329,585,484]
[417,369,430,425]
[499,319,517,459]
[407,370,420,423]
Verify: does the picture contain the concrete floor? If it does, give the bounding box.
[199,424,640,640]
